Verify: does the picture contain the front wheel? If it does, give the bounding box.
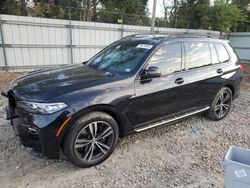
[63,111,119,168]
[205,87,232,121]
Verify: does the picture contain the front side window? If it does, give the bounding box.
[214,43,230,63]
[148,43,182,75]
[86,39,156,75]
[184,42,212,70]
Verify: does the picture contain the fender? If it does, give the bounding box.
[57,103,133,143]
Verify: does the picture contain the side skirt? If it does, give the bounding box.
[134,106,210,132]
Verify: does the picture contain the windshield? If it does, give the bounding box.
[86,39,156,75]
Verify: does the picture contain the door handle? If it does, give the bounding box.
[217,68,223,74]
[175,78,184,85]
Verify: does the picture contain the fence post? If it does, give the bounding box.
[118,14,124,39]
[0,16,8,72]
[121,14,124,38]
[69,8,73,64]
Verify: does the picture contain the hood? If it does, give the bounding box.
[11,64,113,102]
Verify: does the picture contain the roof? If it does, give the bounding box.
[123,33,226,44]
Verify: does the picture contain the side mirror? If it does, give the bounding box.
[147,66,161,78]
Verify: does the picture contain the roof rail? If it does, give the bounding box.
[168,33,219,39]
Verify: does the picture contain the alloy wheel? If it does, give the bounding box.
[74,121,114,162]
[214,91,231,118]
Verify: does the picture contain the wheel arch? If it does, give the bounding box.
[224,83,235,97]
[59,104,125,145]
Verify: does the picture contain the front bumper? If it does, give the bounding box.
[5,101,71,159]
[12,111,59,159]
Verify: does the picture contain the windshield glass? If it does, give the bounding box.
[86,39,156,75]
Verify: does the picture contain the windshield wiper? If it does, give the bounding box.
[82,61,88,65]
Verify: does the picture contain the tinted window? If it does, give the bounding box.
[87,39,155,75]
[185,42,211,70]
[148,43,182,75]
[209,43,220,64]
[214,43,230,63]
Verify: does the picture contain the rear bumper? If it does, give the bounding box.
[232,72,243,100]
[6,106,72,159]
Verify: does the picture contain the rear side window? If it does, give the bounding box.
[184,42,212,70]
[148,43,182,75]
[209,43,220,64]
[214,43,230,63]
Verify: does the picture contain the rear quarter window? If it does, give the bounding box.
[214,43,230,63]
[209,43,220,64]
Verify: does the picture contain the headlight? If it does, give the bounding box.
[17,101,68,114]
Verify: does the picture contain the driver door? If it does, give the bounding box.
[128,42,190,127]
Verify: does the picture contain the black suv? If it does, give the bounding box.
[2,34,243,167]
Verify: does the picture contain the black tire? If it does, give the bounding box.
[205,87,232,121]
[63,111,119,168]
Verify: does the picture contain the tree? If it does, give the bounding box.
[232,0,250,9]
[202,0,247,32]
[232,0,250,31]
[20,0,27,15]
[0,0,29,16]
[162,0,248,32]
[162,0,210,29]
[97,0,149,25]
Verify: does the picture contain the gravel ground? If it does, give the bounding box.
[0,71,249,188]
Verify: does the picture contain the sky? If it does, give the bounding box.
[147,0,165,18]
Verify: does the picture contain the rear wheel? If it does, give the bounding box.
[205,87,232,121]
[63,111,119,168]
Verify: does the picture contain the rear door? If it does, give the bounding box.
[184,41,228,108]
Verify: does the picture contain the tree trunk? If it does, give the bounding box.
[86,0,91,21]
[92,0,98,21]
[20,0,27,16]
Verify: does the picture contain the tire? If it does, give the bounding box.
[205,87,232,121]
[63,111,119,168]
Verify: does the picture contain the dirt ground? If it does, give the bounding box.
[0,66,249,188]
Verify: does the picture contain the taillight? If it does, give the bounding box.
[240,64,244,71]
